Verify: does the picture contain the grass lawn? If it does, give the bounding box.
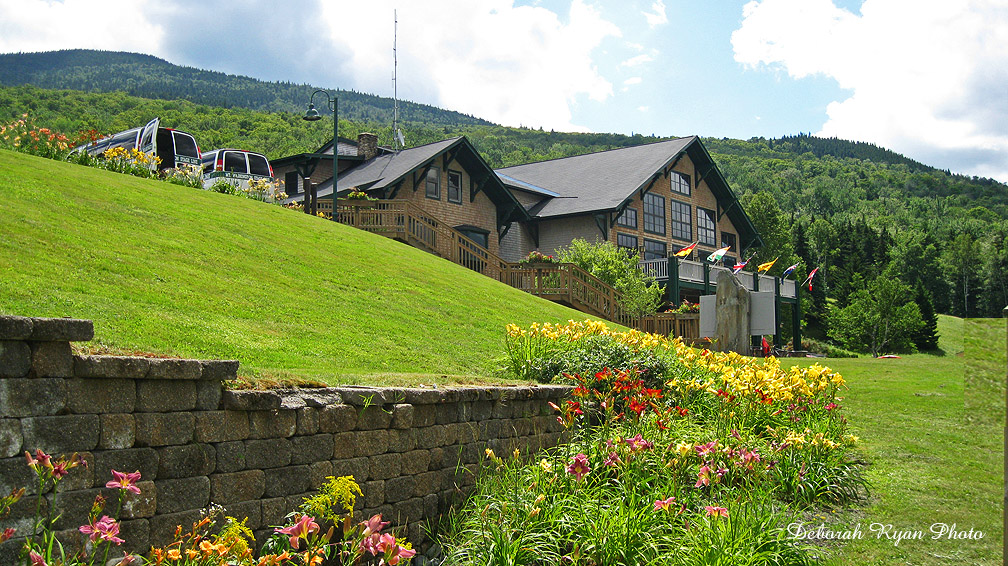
[0,149,588,386]
[818,314,1004,565]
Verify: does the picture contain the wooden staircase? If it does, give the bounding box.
[333,199,697,338]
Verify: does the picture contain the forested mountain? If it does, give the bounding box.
[0,49,492,127]
[2,50,1007,343]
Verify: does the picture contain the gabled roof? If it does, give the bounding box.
[283,136,529,225]
[270,136,365,169]
[495,136,763,250]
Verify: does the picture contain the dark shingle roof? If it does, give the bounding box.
[495,136,763,250]
[495,137,694,217]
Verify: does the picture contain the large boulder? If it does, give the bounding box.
[715,270,750,355]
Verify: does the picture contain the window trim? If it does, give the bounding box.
[616,232,638,253]
[670,171,691,196]
[643,238,668,261]
[642,193,666,236]
[616,206,638,229]
[447,169,463,204]
[669,199,692,242]
[697,207,716,246]
[425,166,441,200]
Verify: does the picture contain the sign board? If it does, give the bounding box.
[699,295,716,338]
[700,292,776,338]
[750,291,776,335]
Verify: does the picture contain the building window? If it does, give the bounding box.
[616,207,637,229]
[642,193,665,235]
[721,232,736,252]
[447,170,462,204]
[670,171,690,196]
[697,207,716,246]
[721,232,737,264]
[670,200,691,241]
[643,239,667,261]
[616,233,638,253]
[425,166,440,199]
[456,226,489,249]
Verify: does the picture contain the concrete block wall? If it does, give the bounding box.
[0,315,569,561]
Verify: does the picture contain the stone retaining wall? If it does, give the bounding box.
[0,315,569,561]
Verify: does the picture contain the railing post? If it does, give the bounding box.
[671,255,680,307]
[703,257,711,296]
[792,284,802,351]
[774,276,783,348]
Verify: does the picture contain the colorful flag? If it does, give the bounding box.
[757,257,778,273]
[706,246,731,263]
[803,267,820,291]
[674,242,698,258]
[782,263,798,278]
[732,253,754,275]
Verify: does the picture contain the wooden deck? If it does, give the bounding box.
[335,199,693,339]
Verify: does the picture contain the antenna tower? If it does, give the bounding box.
[392,10,404,150]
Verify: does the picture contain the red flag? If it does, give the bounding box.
[803,267,819,291]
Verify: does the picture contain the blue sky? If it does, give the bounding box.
[1,0,1006,182]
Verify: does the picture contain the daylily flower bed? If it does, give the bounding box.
[439,320,864,565]
[2,453,415,566]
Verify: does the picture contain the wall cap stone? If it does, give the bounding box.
[0,315,94,342]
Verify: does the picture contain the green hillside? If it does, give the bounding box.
[0,149,585,384]
[0,49,492,127]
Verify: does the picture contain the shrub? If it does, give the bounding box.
[556,239,663,317]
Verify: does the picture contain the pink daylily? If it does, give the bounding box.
[695,441,718,458]
[705,505,729,517]
[376,533,416,565]
[79,515,124,545]
[275,514,319,550]
[653,496,676,512]
[25,450,52,472]
[106,470,141,494]
[29,550,47,566]
[603,451,621,467]
[566,453,591,481]
[695,465,711,488]
[360,514,391,555]
[625,434,654,452]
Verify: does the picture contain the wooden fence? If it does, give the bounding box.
[335,199,693,339]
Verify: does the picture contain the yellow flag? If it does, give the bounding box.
[757,257,778,272]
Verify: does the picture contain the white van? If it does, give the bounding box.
[200,148,274,190]
[73,118,201,172]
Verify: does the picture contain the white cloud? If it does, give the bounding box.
[0,0,621,133]
[732,0,1008,181]
[323,0,622,131]
[638,105,650,112]
[620,53,654,67]
[0,0,163,54]
[643,0,668,27]
[623,77,643,86]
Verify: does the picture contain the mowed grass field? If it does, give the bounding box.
[0,149,586,385]
[820,315,1004,565]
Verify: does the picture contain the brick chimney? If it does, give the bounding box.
[357,133,379,160]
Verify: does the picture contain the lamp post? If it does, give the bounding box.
[303,90,338,221]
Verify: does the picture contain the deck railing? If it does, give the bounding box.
[639,257,797,299]
[637,312,700,341]
[335,199,689,338]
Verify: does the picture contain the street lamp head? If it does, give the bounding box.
[303,103,322,122]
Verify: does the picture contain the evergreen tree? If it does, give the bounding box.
[912,283,940,351]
